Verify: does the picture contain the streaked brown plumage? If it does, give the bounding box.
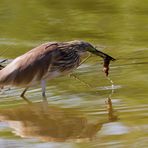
[0,40,115,98]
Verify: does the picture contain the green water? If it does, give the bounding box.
[0,0,148,147]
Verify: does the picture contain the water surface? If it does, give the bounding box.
[0,0,148,147]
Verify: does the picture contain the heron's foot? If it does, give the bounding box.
[42,93,48,102]
[20,87,29,97]
[42,97,48,111]
[20,93,25,98]
[20,87,32,104]
[41,79,47,101]
[42,91,46,98]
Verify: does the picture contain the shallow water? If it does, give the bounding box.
[0,0,148,147]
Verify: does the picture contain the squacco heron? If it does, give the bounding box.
[0,40,115,98]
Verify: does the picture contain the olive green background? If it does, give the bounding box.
[0,0,148,147]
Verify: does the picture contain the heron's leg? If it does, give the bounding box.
[41,97,48,112]
[21,95,32,104]
[20,87,32,104]
[20,87,29,97]
[41,80,46,98]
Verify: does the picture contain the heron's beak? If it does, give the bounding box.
[93,48,116,61]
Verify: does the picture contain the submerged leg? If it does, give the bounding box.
[20,87,32,104]
[41,80,46,98]
[21,95,32,104]
[20,87,29,97]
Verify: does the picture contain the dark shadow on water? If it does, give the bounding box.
[0,98,117,142]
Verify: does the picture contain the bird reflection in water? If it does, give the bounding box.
[0,99,117,142]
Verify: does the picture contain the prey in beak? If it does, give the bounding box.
[86,45,116,76]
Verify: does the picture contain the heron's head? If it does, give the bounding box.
[71,40,116,61]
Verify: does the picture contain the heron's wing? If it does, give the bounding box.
[0,43,58,86]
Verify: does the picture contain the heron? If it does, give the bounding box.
[0,40,115,99]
